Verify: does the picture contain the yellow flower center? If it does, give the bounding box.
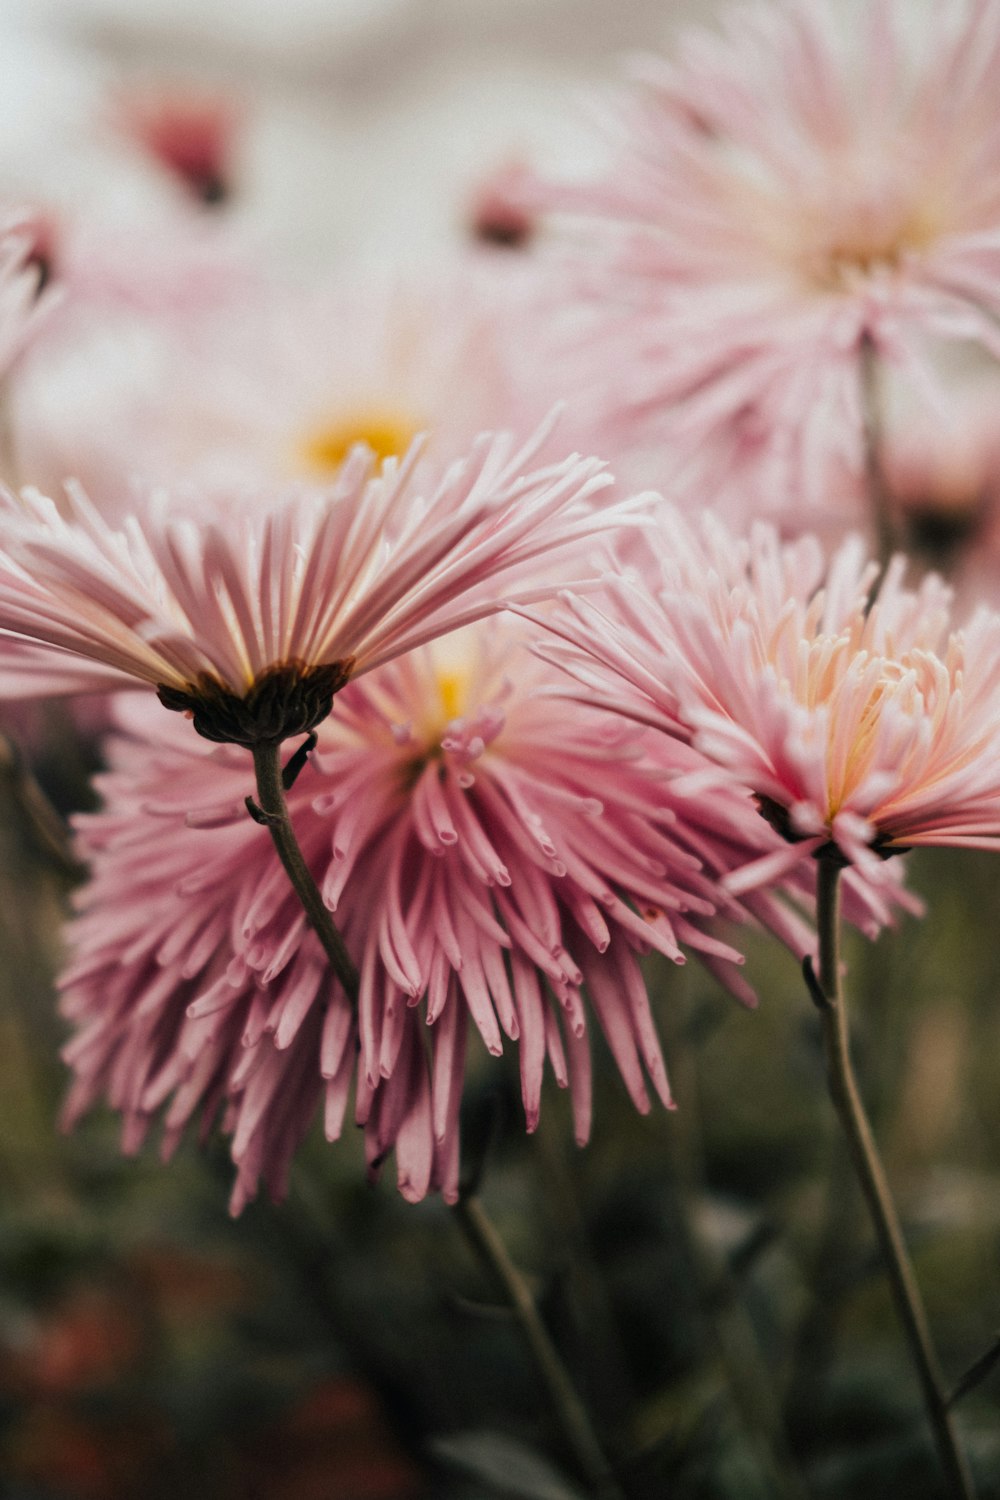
[298,408,420,476]
[436,671,465,725]
[733,140,952,296]
[395,652,483,792]
[803,196,944,292]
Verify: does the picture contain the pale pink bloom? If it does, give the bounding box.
[880,374,1000,607]
[0,201,263,501]
[0,426,631,742]
[7,262,554,519]
[535,508,1000,895]
[525,0,1000,528]
[60,618,828,1209]
[0,188,269,464]
[6,202,256,325]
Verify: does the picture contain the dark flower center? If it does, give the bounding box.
[157,659,354,745]
[753,793,908,864]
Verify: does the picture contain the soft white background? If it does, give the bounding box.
[0,0,713,267]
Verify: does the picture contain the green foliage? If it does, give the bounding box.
[1,799,999,1497]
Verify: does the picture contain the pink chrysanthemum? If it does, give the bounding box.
[528,0,1000,520]
[61,619,828,1210]
[534,508,1000,895]
[0,425,629,742]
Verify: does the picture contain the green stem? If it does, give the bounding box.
[253,746,617,1489]
[813,856,976,1500]
[452,1192,625,1500]
[661,992,810,1500]
[250,739,359,1004]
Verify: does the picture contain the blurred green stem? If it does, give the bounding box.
[533,1125,636,1428]
[813,855,975,1500]
[250,738,359,1002]
[452,1191,625,1500]
[783,1138,857,1425]
[662,985,811,1500]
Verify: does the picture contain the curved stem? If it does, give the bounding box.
[250,739,359,1004]
[452,1192,625,1500]
[252,745,616,1488]
[813,856,975,1500]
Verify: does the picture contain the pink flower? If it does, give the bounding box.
[879,374,1000,606]
[526,0,1000,525]
[0,424,628,743]
[0,223,51,380]
[60,620,815,1209]
[8,262,548,516]
[535,508,1000,895]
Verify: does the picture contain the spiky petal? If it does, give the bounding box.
[527,0,1000,522]
[0,423,630,741]
[534,507,1000,894]
[60,619,830,1208]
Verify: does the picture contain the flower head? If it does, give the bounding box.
[527,0,1000,521]
[60,618,818,1208]
[536,509,1000,894]
[0,424,626,743]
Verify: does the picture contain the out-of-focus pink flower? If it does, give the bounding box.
[109,85,242,206]
[4,201,256,328]
[0,425,631,742]
[468,161,538,250]
[0,200,263,501]
[7,262,555,516]
[0,223,52,379]
[881,378,1000,604]
[526,0,1000,527]
[534,508,1000,895]
[60,618,826,1208]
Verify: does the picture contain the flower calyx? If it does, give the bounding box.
[157,658,354,745]
[754,793,909,866]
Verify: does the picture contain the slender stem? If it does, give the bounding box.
[452,1192,625,1500]
[253,745,617,1489]
[661,991,810,1500]
[252,746,615,1490]
[813,856,976,1500]
[250,739,359,1003]
[533,1126,636,1429]
[860,333,898,579]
